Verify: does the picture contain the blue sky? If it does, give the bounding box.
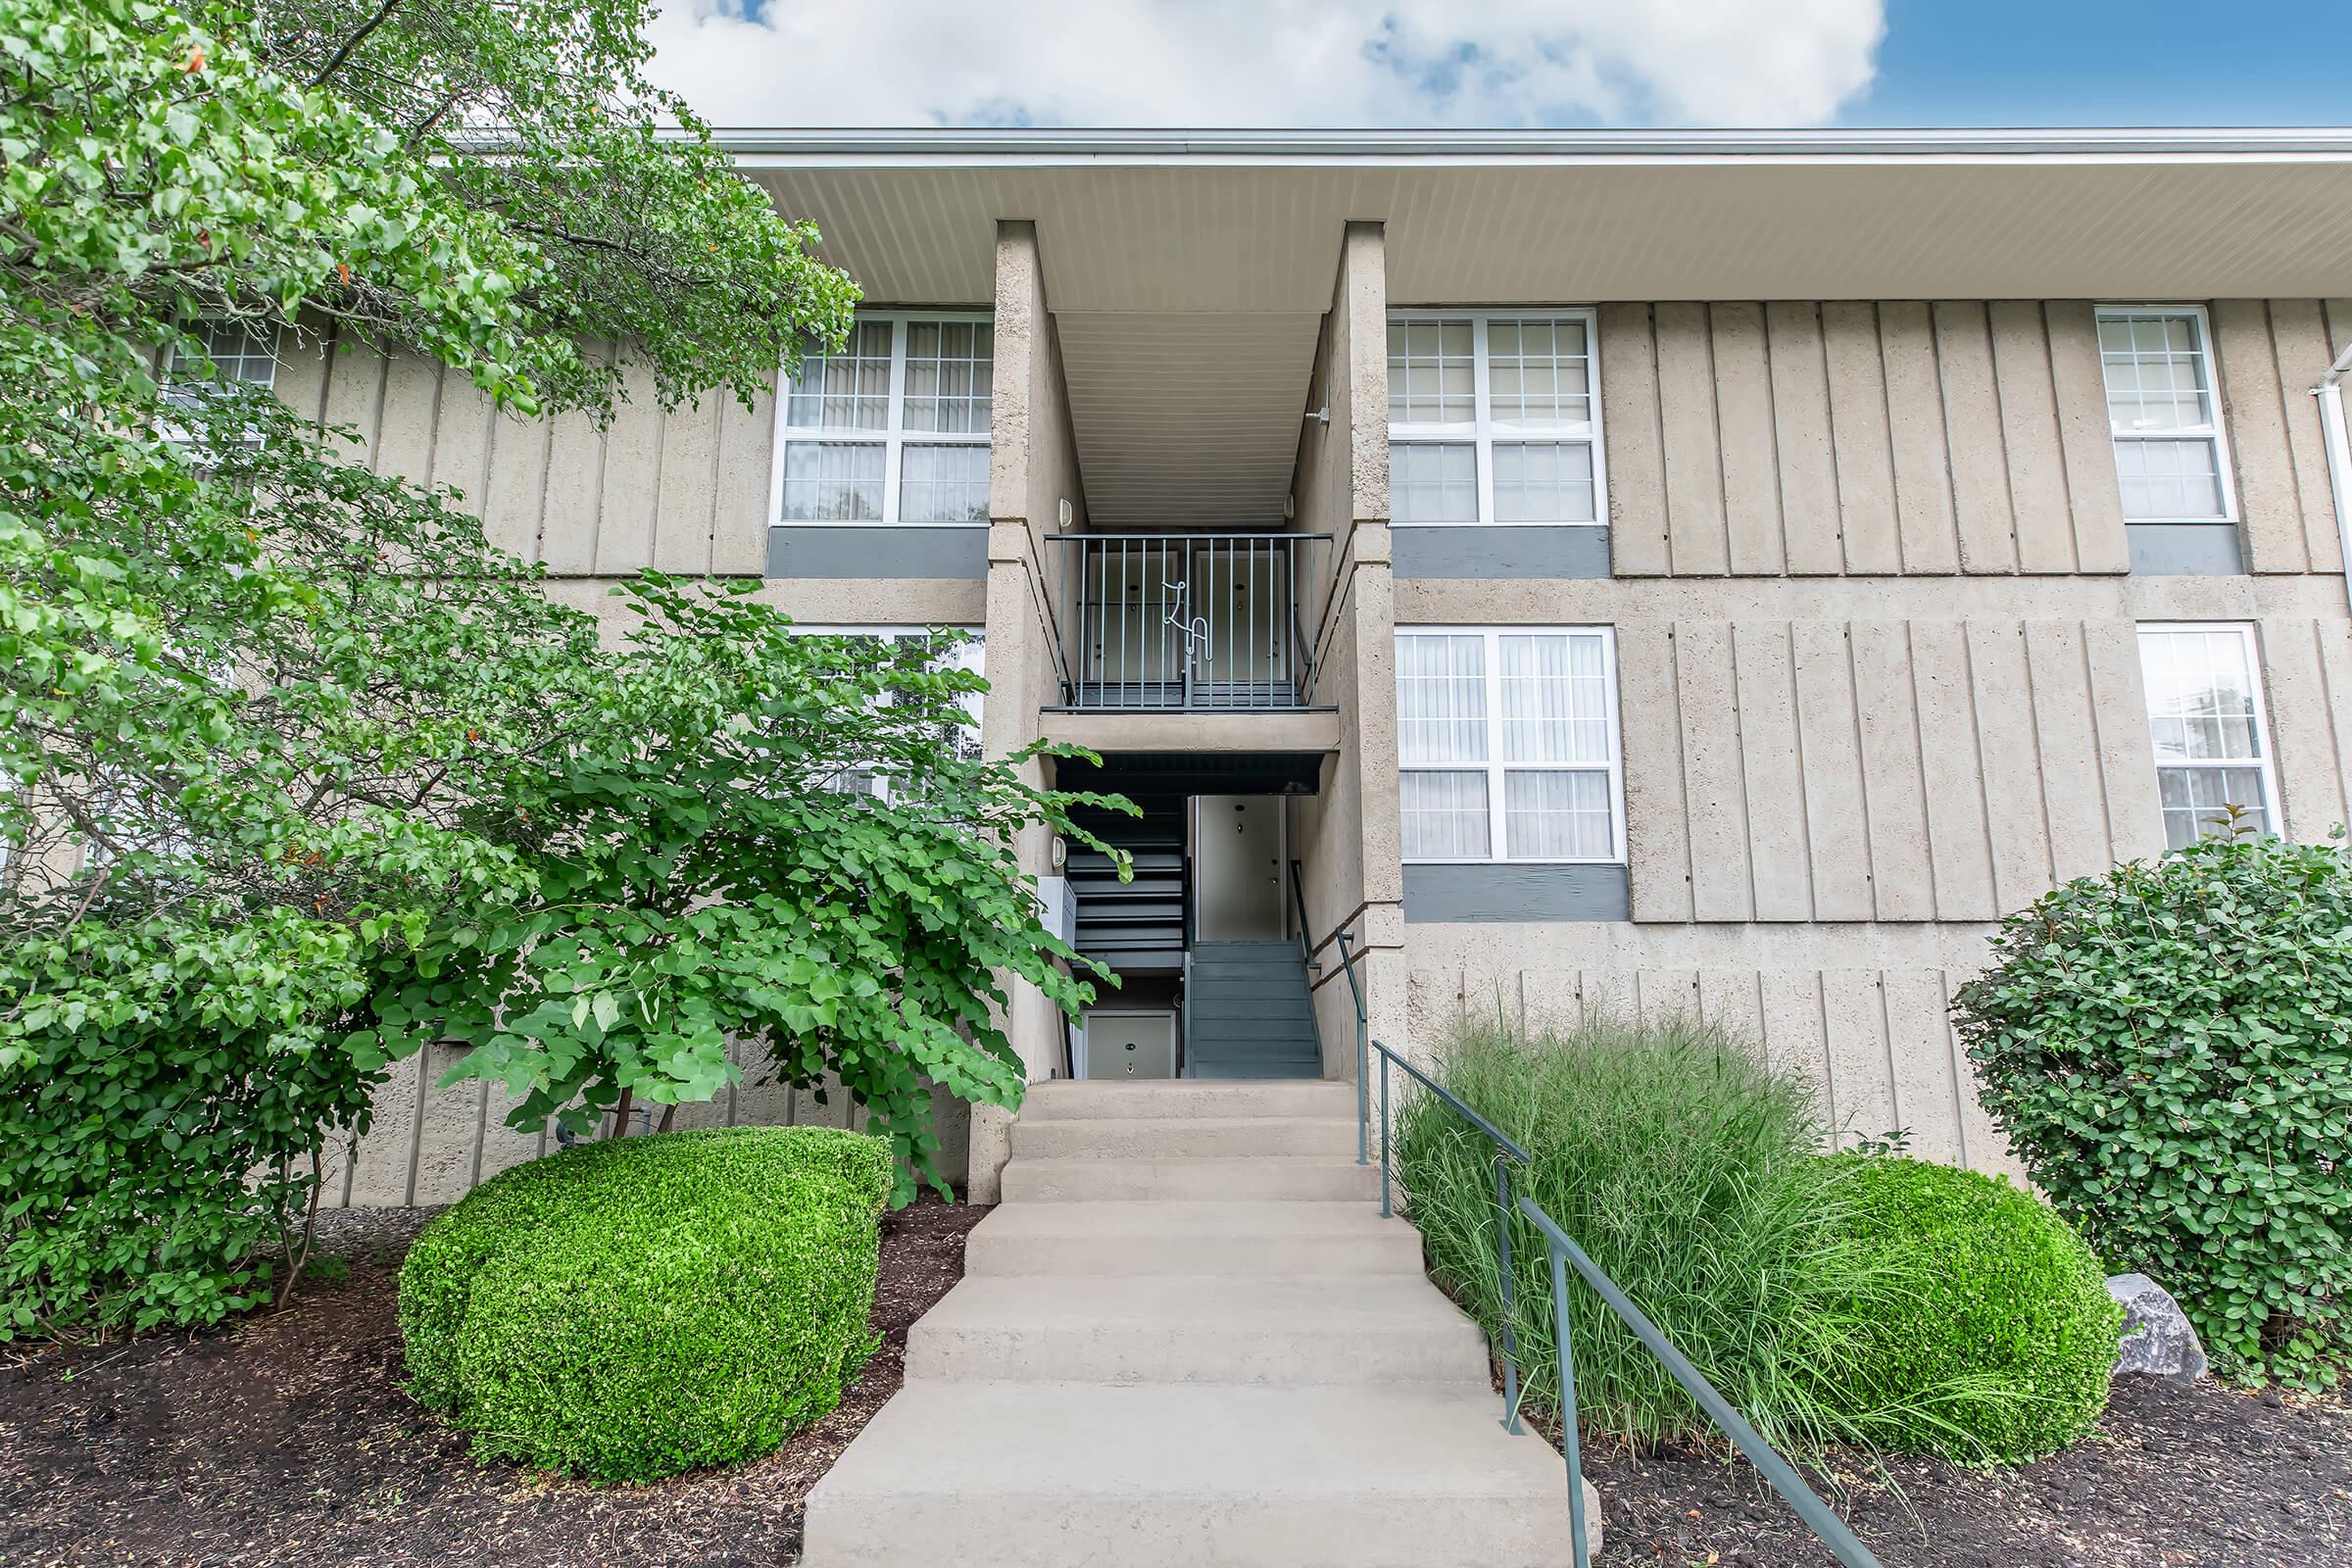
[1856,1,2352,125]
[648,1,2352,131]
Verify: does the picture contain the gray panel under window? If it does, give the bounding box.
[768,525,988,580]
[2127,522,2244,576]
[1402,862,1631,922]
[1392,525,1612,579]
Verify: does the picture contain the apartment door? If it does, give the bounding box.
[1194,795,1283,942]
[1081,1010,1177,1080]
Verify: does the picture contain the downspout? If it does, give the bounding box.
[2313,339,2352,612]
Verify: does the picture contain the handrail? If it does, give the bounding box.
[1290,859,1368,1166]
[1365,1033,1885,1568]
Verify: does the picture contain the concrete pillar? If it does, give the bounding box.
[972,219,1087,1200]
[1290,221,1405,1077]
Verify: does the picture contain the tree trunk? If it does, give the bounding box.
[609,1086,634,1138]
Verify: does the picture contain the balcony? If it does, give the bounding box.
[1047,532,1329,711]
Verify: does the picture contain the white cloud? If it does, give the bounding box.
[645,0,1886,131]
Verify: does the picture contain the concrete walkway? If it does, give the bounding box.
[803,1079,1600,1567]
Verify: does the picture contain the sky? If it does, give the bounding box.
[644,0,2352,131]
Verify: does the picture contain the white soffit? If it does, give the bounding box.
[741,129,2352,306]
[1054,311,1324,528]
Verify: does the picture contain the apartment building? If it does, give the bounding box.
[301,129,2352,1204]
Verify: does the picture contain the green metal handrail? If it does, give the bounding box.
[1289,858,1368,1166]
[1352,1013,1882,1567]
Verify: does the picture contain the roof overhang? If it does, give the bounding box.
[725,126,2352,306]
[725,128,2352,528]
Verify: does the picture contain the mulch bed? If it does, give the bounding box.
[1577,1376,2352,1567]
[0,1194,987,1568]
[6,1205,2348,1568]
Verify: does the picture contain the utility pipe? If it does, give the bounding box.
[2314,337,2352,612]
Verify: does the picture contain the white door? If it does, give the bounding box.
[1195,795,1283,941]
[1082,1010,1176,1080]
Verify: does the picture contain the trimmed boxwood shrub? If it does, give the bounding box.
[399,1126,890,1482]
[1954,828,2352,1386]
[1819,1156,2120,1462]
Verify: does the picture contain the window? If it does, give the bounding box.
[2136,624,2278,850]
[166,318,281,395]
[1395,627,1623,863]
[774,316,993,526]
[795,626,985,800]
[2095,307,2235,524]
[1388,312,1605,526]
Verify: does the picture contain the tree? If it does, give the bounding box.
[1,0,1116,1336]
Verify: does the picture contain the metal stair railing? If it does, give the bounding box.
[1312,923,1882,1568]
[1288,859,1368,1167]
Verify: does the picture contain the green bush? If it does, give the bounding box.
[1820,1156,2120,1462]
[0,915,378,1340]
[1953,829,2352,1387]
[399,1126,890,1482]
[1394,1015,1870,1450]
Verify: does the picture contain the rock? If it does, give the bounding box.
[2107,1273,2209,1384]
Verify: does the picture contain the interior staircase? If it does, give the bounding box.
[1184,940,1323,1078]
[801,1080,1601,1568]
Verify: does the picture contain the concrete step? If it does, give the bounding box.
[1019,1080,1353,1120]
[1001,1154,1381,1202]
[801,1382,1600,1568]
[1011,1115,1357,1160]
[906,1273,1488,1385]
[961,1200,1416,1277]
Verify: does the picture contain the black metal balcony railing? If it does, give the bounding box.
[1047,532,1329,710]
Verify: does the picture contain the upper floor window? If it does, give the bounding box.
[1395,627,1624,864]
[1388,311,1605,527]
[2136,623,2277,850]
[2096,307,2236,525]
[775,316,994,526]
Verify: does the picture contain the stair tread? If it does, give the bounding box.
[918,1272,1474,1334]
[967,1200,1392,1238]
[811,1382,1572,1500]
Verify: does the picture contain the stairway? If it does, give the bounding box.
[801,1080,1600,1568]
[1065,803,1186,974]
[1185,940,1323,1078]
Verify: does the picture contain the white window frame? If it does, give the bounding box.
[793,624,985,801]
[2094,304,2239,526]
[2135,621,2280,848]
[1387,308,1608,528]
[769,312,994,528]
[1395,624,1627,866]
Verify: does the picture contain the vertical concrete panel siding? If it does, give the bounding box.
[1603,299,2352,581]
[1598,303,1671,575]
[1988,301,2079,574]
[1763,302,1845,575]
[1846,620,1938,921]
[1788,622,1874,920]
[1406,950,2020,1178]
[1710,304,1788,575]
[1617,620,1695,920]
[1731,622,1813,920]
[1930,301,2020,574]
[1821,302,1905,574]
[2214,298,2309,574]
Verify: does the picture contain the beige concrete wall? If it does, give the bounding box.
[273,325,774,578]
[1288,221,1408,1079]
[1397,296,2352,1172]
[970,219,1091,1200]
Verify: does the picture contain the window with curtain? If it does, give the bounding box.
[1387,312,1603,527]
[2095,307,2235,525]
[1396,627,1623,863]
[794,627,986,801]
[2136,624,2278,850]
[776,316,994,525]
